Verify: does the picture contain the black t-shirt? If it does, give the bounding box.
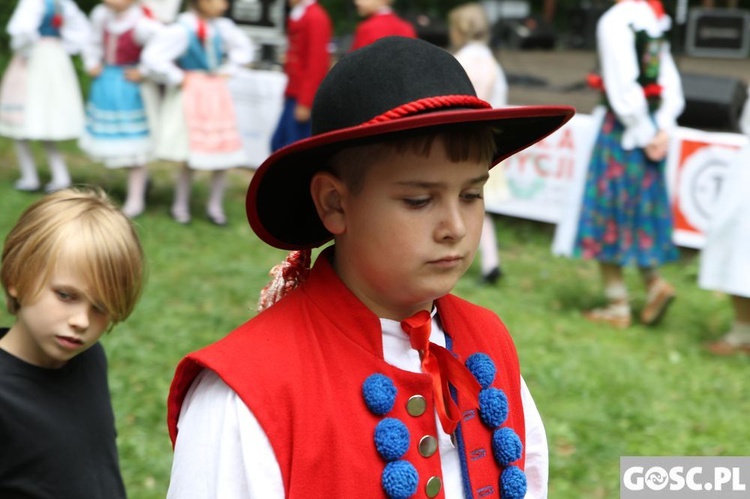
[0,328,127,499]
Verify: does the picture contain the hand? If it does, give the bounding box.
[645,130,669,162]
[124,67,143,82]
[88,65,103,78]
[294,104,311,123]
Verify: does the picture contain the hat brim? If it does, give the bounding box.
[247,105,575,250]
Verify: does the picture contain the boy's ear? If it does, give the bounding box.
[7,286,17,298]
[310,171,347,236]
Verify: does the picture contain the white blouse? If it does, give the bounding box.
[140,11,254,87]
[7,0,92,56]
[596,0,684,149]
[454,42,508,108]
[167,313,549,499]
[83,4,163,73]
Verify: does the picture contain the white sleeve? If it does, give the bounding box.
[654,44,685,134]
[59,0,93,55]
[521,375,549,499]
[134,17,165,75]
[140,23,189,86]
[7,0,43,54]
[216,19,255,76]
[168,369,285,499]
[81,5,106,71]
[597,13,656,150]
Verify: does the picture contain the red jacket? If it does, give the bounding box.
[283,2,331,107]
[350,11,417,51]
[169,251,526,498]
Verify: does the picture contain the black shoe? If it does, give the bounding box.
[482,267,503,285]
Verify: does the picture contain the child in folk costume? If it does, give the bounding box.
[448,2,509,284]
[80,0,163,219]
[698,142,750,355]
[0,187,144,498]
[166,37,573,498]
[0,0,92,193]
[571,0,684,328]
[269,0,331,152]
[349,0,416,51]
[141,0,254,225]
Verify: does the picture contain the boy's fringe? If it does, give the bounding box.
[257,250,312,313]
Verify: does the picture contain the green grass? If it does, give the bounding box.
[1,137,748,498]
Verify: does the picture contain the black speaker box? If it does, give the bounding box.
[677,72,748,132]
[685,8,750,58]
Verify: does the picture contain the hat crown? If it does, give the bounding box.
[311,37,478,136]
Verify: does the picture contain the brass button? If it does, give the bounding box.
[406,395,427,416]
[418,435,438,457]
[425,476,442,497]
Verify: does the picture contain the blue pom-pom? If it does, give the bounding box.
[382,460,418,499]
[500,465,527,499]
[363,373,397,415]
[465,353,496,389]
[375,418,410,461]
[492,427,523,466]
[478,387,508,428]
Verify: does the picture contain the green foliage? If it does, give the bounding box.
[0,138,748,498]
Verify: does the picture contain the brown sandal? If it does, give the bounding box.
[583,303,632,329]
[641,279,676,325]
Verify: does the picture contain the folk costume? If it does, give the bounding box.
[141,9,254,224]
[0,328,126,499]
[572,0,685,267]
[350,7,416,51]
[0,0,92,192]
[270,0,331,152]
[167,37,574,498]
[141,10,253,169]
[79,3,163,169]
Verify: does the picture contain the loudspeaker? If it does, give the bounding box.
[677,73,748,132]
[566,5,608,50]
[685,8,750,58]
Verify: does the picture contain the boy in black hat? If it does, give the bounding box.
[167,36,573,499]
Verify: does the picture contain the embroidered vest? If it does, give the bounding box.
[177,22,224,72]
[38,0,62,37]
[104,29,141,66]
[169,253,527,499]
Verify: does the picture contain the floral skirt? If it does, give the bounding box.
[573,111,679,267]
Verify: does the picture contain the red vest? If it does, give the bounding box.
[169,253,526,498]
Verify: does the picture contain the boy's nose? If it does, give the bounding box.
[437,203,467,241]
[68,306,90,331]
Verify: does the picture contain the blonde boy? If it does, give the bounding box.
[168,37,573,498]
[0,187,144,498]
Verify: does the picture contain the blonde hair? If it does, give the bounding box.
[1,186,145,325]
[448,2,491,48]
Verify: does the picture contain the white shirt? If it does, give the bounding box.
[140,11,255,86]
[7,0,92,56]
[596,0,684,149]
[83,4,163,73]
[167,313,549,498]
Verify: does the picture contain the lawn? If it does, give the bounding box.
[0,137,748,498]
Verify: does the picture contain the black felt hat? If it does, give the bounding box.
[247,36,574,250]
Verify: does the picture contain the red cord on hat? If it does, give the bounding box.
[366,95,491,125]
[257,250,312,312]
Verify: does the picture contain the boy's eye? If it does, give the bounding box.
[404,197,430,208]
[462,191,484,201]
[55,290,74,301]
